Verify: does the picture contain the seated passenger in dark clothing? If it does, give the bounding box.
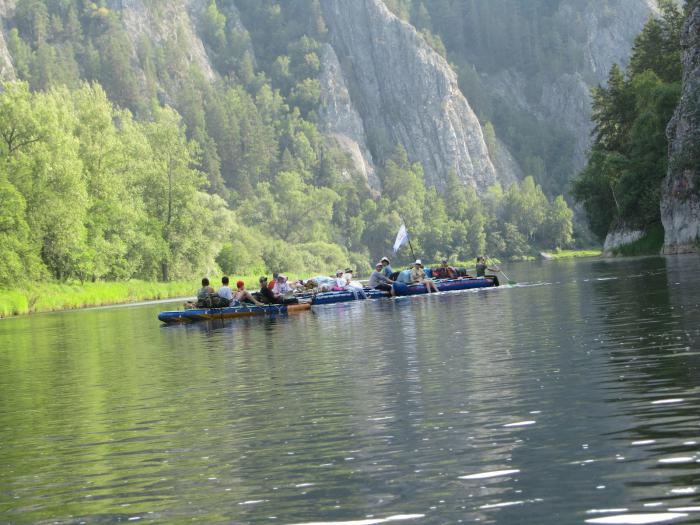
[433,259,457,279]
[258,276,282,304]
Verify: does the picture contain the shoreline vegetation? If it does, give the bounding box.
[1,252,603,318]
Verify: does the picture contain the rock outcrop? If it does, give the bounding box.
[662,4,700,254]
[0,0,15,81]
[107,0,215,83]
[318,44,379,190]
[320,0,499,192]
[603,227,644,255]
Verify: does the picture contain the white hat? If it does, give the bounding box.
[414,259,422,265]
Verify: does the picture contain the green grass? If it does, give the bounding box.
[542,249,602,259]
[612,224,664,256]
[0,274,267,318]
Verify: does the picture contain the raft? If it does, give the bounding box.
[158,302,311,324]
[392,276,499,296]
[311,288,389,305]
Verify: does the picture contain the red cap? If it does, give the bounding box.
[236,280,245,289]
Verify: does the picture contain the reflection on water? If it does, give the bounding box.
[1,256,699,524]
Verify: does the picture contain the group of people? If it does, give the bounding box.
[190,256,499,308]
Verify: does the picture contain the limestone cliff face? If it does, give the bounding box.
[319,44,378,190]
[0,0,15,81]
[662,5,700,254]
[485,0,657,174]
[320,0,499,192]
[107,0,216,84]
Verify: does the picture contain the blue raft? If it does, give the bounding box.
[310,288,389,306]
[392,276,499,296]
[158,302,311,324]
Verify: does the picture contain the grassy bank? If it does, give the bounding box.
[0,275,265,318]
[542,249,602,259]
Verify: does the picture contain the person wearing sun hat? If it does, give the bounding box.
[369,262,395,296]
[410,259,439,293]
[380,256,393,279]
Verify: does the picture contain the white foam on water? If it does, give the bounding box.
[587,509,630,515]
[288,513,425,525]
[238,500,267,505]
[658,457,696,464]
[503,421,536,428]
[459,469,520,480]
[669,507,700,512]
[651,399,684,405]
[632,440,656,446]
[669,487,696,495]
[479,501,524,509]
[585,513,688,524]
[295,483,315,488]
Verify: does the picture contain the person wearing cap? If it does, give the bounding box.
[410,259,439,293]
[433,258,457,279]
[380,257,393,279]
[329,269,345,291]
[234,280,263,306]
[368,262,395,296]
[258,276,282,304]
[268,272,279,290]
[273,274,294,296]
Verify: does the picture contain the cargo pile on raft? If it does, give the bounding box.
[158,257,503,324]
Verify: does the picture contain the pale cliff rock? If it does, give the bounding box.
[603,227,644,255]
[662,4,700,254]
[107,0,215,82]
[318,44,378,190]
[0,0,15,81]
[320,0,499,192]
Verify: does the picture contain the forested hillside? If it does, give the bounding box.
[4,0,654,285]
[573,1,685,250]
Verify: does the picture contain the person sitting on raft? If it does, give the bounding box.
[432,259,457,279]
[235,280,264,306]
[380,256,393,279]
[273,274,294,296]
[218,276,236,306]
[258,276,282,304]
[475,256,499,278]
[369,262,395,296]
[410,259,439,293]
[332,269,348,291]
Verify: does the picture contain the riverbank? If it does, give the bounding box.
[541,249,602,259]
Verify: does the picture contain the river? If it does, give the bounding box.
[1,256,699,524]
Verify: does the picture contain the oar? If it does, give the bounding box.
[486,256,516,285]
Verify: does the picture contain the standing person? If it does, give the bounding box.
[218,276,235,306]
[368,262,395,296]
[258,276,282,304]
[380,257,393,279]
[475,256,498,278]
[234,280,263,306]
[410,260,439,293]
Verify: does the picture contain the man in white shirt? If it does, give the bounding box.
[218,276,235,305]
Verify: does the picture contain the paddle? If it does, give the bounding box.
[486,256,516,285]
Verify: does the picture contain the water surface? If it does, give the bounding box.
[1,256,699,524]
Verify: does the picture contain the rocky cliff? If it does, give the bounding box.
[0,0,14,81]
[320,0,500,192]
[318,43,379,190]
[662,4,700,254]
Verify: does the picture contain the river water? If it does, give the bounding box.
[1,256,699,525]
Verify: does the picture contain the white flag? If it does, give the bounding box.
[393,224,409,254]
